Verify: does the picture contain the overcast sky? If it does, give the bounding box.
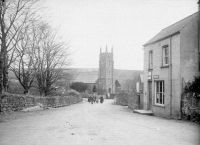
[40,0,198,70]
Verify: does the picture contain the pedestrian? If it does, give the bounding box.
[91,95,94,104]
[94,95,96,103]
[100,96,104,103]
[96,95,99,103]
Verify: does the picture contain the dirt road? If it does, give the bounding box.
[0,99,199,145]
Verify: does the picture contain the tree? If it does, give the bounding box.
[184,75,200,97]
[55,71,74,90]
[34,23,70,96]
[70,82,88,93]
[11,21,38,94]
[115,80,121,87]
[0,0,38,94]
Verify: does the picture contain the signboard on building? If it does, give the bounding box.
[153,75,159,79]
[148,71,152,80]
[136,82,140,93]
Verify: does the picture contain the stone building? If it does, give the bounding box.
[143,12,200,119]
[98,46,114,95]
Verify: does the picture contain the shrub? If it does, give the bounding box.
[182,75,200,124]
[66,89,80,97]
[70,82,88,93]
[81,92,90,98]
[184,75,200,97]
[115,91,129,106]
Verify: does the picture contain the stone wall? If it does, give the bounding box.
[0,93,82,113]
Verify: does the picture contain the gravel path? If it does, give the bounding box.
[0,99,199,145]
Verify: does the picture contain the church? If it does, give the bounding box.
[70,46,141,97]
[97,46,114,96]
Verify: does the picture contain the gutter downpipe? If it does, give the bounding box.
[198,0,200,72]
[170,37,173,118]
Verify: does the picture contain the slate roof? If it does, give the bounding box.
[144,12,199,46]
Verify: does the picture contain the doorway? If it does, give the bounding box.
[148,81,152,110]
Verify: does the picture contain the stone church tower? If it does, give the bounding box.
[98,46,114,95]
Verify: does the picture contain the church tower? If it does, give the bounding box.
[98,46,114,95]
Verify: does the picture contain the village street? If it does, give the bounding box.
[0,99,199,145]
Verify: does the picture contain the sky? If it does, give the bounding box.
[40,0,198,70]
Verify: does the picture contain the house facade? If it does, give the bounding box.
[143,12,200,119]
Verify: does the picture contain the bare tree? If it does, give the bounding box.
[0,0,38,94]
[11,22,38,94]
[34,23,70,96]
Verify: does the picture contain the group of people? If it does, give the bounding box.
[88,95,104,104]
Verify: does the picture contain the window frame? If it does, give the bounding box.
[154,80,165,106]
[162,45,169,66]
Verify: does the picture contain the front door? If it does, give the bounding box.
[148,81,152,110]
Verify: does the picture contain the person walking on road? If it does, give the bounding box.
[100,96,104,103]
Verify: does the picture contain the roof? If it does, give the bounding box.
[144,12,199,46]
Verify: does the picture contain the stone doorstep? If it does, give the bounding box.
[133,109,154,116]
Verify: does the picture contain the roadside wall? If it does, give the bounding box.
[0,93,82,113]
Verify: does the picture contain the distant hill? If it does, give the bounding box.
[114,69,142,91]
[114,69,142,81]
[9,68,143,91]
[63,68,143,91]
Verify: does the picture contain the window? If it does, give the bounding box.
[149,50,153,69]
[155,81,164,105]
[162,45,169,66]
